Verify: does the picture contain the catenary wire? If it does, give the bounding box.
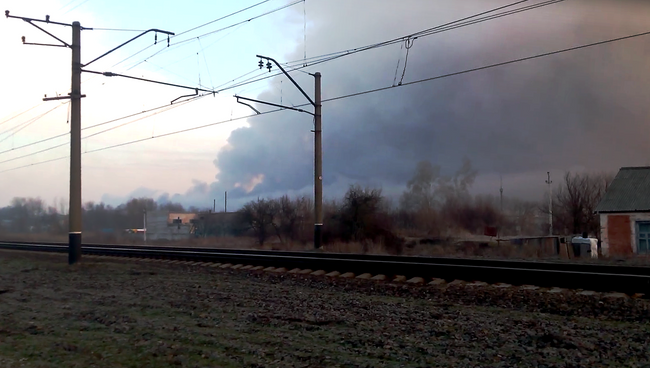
[0,104,66,144]
[205,0,566,97]
[6,1,636,174]
[282,0,565,70]
[0,93,209,156]
[0,102,47,128]
[0,0,580,159]
[0,93,209,159]
[320,30,650,104]
[4,28,648,174]
[123,0,303,72]
[112,0,290,69]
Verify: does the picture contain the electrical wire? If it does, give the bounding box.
[112,0,284,69]
[120,0,303,71]
[0,93,209,162]
[175,0,271,38]
[282,0,565,70]
[8,2,644,175]
[201,0,567,98]
[7,26,646,167]
[115,0,553,101]
[0,107,283,174]
[91,27,148,32]
[0,0,574,161]
[0,132,68,156]
[0,93,208,156]
[0,103,66,144]
[320,29,650,104]
[0,141,68,165]
[0,102,46,128]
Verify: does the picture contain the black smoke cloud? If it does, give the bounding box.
[167,0,650,209]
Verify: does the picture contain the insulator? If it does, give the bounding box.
[258,59,264,69]
[154,32,157,45]
[266,61,272,72]
[167,35,170,47]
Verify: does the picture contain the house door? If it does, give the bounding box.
[637,222,650,254]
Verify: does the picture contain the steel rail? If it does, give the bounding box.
[2,240,649,275]
[1,241,649,295]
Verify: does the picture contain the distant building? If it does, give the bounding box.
[144,211,198,241]
[595,166,650,256]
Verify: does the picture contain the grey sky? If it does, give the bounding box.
[105,0,650,209]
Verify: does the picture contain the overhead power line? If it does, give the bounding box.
[321,29,650,103]
[175,0,271,38]
[4,28,648,174]
[0,103,66,144]
[0,102,47,128]
[0,108,280,174]
[0,93,209,156]
[113,0,295,70]
[199,0,567,98]
[283,0,565,69]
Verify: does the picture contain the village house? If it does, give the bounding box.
[595,166,650,256]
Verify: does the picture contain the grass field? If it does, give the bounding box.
[1,250,650,367]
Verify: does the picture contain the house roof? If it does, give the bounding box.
[596,166,650,213]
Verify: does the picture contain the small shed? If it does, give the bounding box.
[595,166,650,256]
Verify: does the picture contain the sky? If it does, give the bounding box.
[1,0,649,211]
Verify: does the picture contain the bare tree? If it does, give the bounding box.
[399,157,477,236]
[239,198,280,246]
[553,171,614,236]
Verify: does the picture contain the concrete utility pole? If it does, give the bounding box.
[235,55,322,248]
[314,72,323,248]
[69,21,82,263]
[546,172,553,236]
[7,11,174,264]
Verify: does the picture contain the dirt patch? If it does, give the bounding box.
[0,250,649,367]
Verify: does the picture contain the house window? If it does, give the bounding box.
[637,222,650,254]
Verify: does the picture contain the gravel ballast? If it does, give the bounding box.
[1,250,649,367]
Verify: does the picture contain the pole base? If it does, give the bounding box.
[314,224,322,249]
[69,232,82,265]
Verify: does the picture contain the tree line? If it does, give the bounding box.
[0,160,613,248]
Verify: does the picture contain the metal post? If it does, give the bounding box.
[546,172,553,236]
[314,72,322,249]
[69,21,82,264]
[143,209,147,244]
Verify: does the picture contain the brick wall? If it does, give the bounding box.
[607,214,633,256]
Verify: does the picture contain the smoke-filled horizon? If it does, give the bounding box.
[101,0,650,211]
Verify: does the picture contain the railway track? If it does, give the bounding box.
[1,240,650,296]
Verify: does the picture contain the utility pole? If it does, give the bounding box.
[213,199,216,212]
[224,191,227,212]
[143,209,147,244]
[235,55,322,248]
[69,21,82,263]
[546,172,553,236]
[314,72,323,249]
[499,175,503,214]
[7,11,174,264]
